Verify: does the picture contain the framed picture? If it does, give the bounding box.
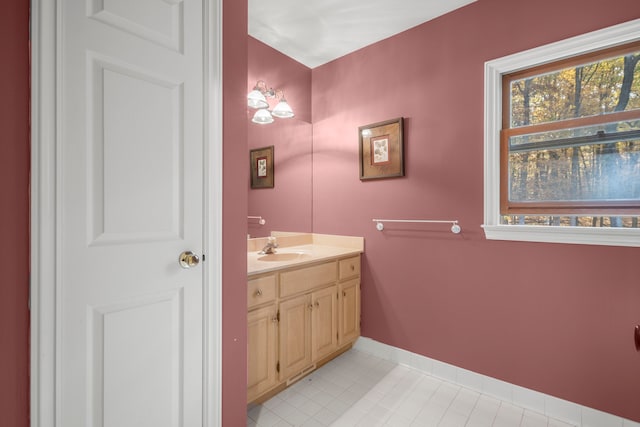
[250,146,274,189]
[359,117,404,180]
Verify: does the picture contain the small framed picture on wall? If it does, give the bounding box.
[358,117,404,180]
[250,145,274,188]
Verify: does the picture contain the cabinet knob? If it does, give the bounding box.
[315,301,320,308]
[350,265,355,271]
[255,289,262,297]
[308,304,313,310]
[271,316,278,323]
[343,291,347,297]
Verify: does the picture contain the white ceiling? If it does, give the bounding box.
[248,0,477,69]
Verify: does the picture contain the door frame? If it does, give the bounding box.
[29,1,224,426]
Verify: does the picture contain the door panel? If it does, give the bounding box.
[88,55,184,244]
[312,286,337,361]
[247,304,278,402]
[279,294,312,381]
[339,279,360,345]
[89,290,182,427]
[88,0,184,52]
[59,1,204,426]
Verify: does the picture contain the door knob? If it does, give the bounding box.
[179,251,200,269]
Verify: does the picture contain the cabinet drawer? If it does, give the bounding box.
[248,275,277,309]
[338,256,360,281]
[280,262,337,298]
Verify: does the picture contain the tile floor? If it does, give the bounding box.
[247,349,576,427]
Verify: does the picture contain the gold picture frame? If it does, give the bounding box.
[250,146,274,189]
[359,117,404,180]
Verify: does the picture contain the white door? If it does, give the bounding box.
[57,1,209,426]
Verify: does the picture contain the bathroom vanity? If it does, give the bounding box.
[247,233,363,403]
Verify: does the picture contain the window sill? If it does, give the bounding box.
[482,224,640,247]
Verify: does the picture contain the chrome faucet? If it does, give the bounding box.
[259,236,278,254]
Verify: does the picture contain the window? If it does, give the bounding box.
[484,19,640,246]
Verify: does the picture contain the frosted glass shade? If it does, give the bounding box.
[271,99,294,118]
[252,109,274,124]
[247,89,268,109]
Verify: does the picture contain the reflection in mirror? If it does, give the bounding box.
[247,36,313,238]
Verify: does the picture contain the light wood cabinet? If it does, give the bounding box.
[278,293,312,381]
[248,274,277,309]
[280,261,336,298]
[339,278,360,345]
[338,256,360,346]
[247,254,361,403]
[247,304,278,402]
[338,256,360,281]
[311,285,338,361]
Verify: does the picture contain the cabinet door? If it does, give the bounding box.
[312,285,338,361]
[339,279,360,345]
[279,294,312,381]
[247,304,278,403]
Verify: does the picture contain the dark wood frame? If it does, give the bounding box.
[250,146,274,189]
[359,117,404,180]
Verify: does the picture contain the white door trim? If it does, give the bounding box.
[29,1,223,426]
[30,1,58,425]
[202,0,224,425]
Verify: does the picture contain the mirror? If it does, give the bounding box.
[247,37,313,238]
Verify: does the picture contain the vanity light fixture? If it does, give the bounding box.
[248,80,295,124]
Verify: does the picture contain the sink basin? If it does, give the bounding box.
[257,252,311,262]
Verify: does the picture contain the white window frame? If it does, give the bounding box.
[483,18,640,247]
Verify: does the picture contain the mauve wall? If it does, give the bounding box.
[222,0,249,425]
[312,0,640,422]
[248,37,313,238]
[0,1,30,427]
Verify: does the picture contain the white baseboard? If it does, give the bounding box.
[353,337,639,427]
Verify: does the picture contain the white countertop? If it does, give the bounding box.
[248,244,363,275]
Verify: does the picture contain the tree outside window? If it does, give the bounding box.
[501,41,640,228]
